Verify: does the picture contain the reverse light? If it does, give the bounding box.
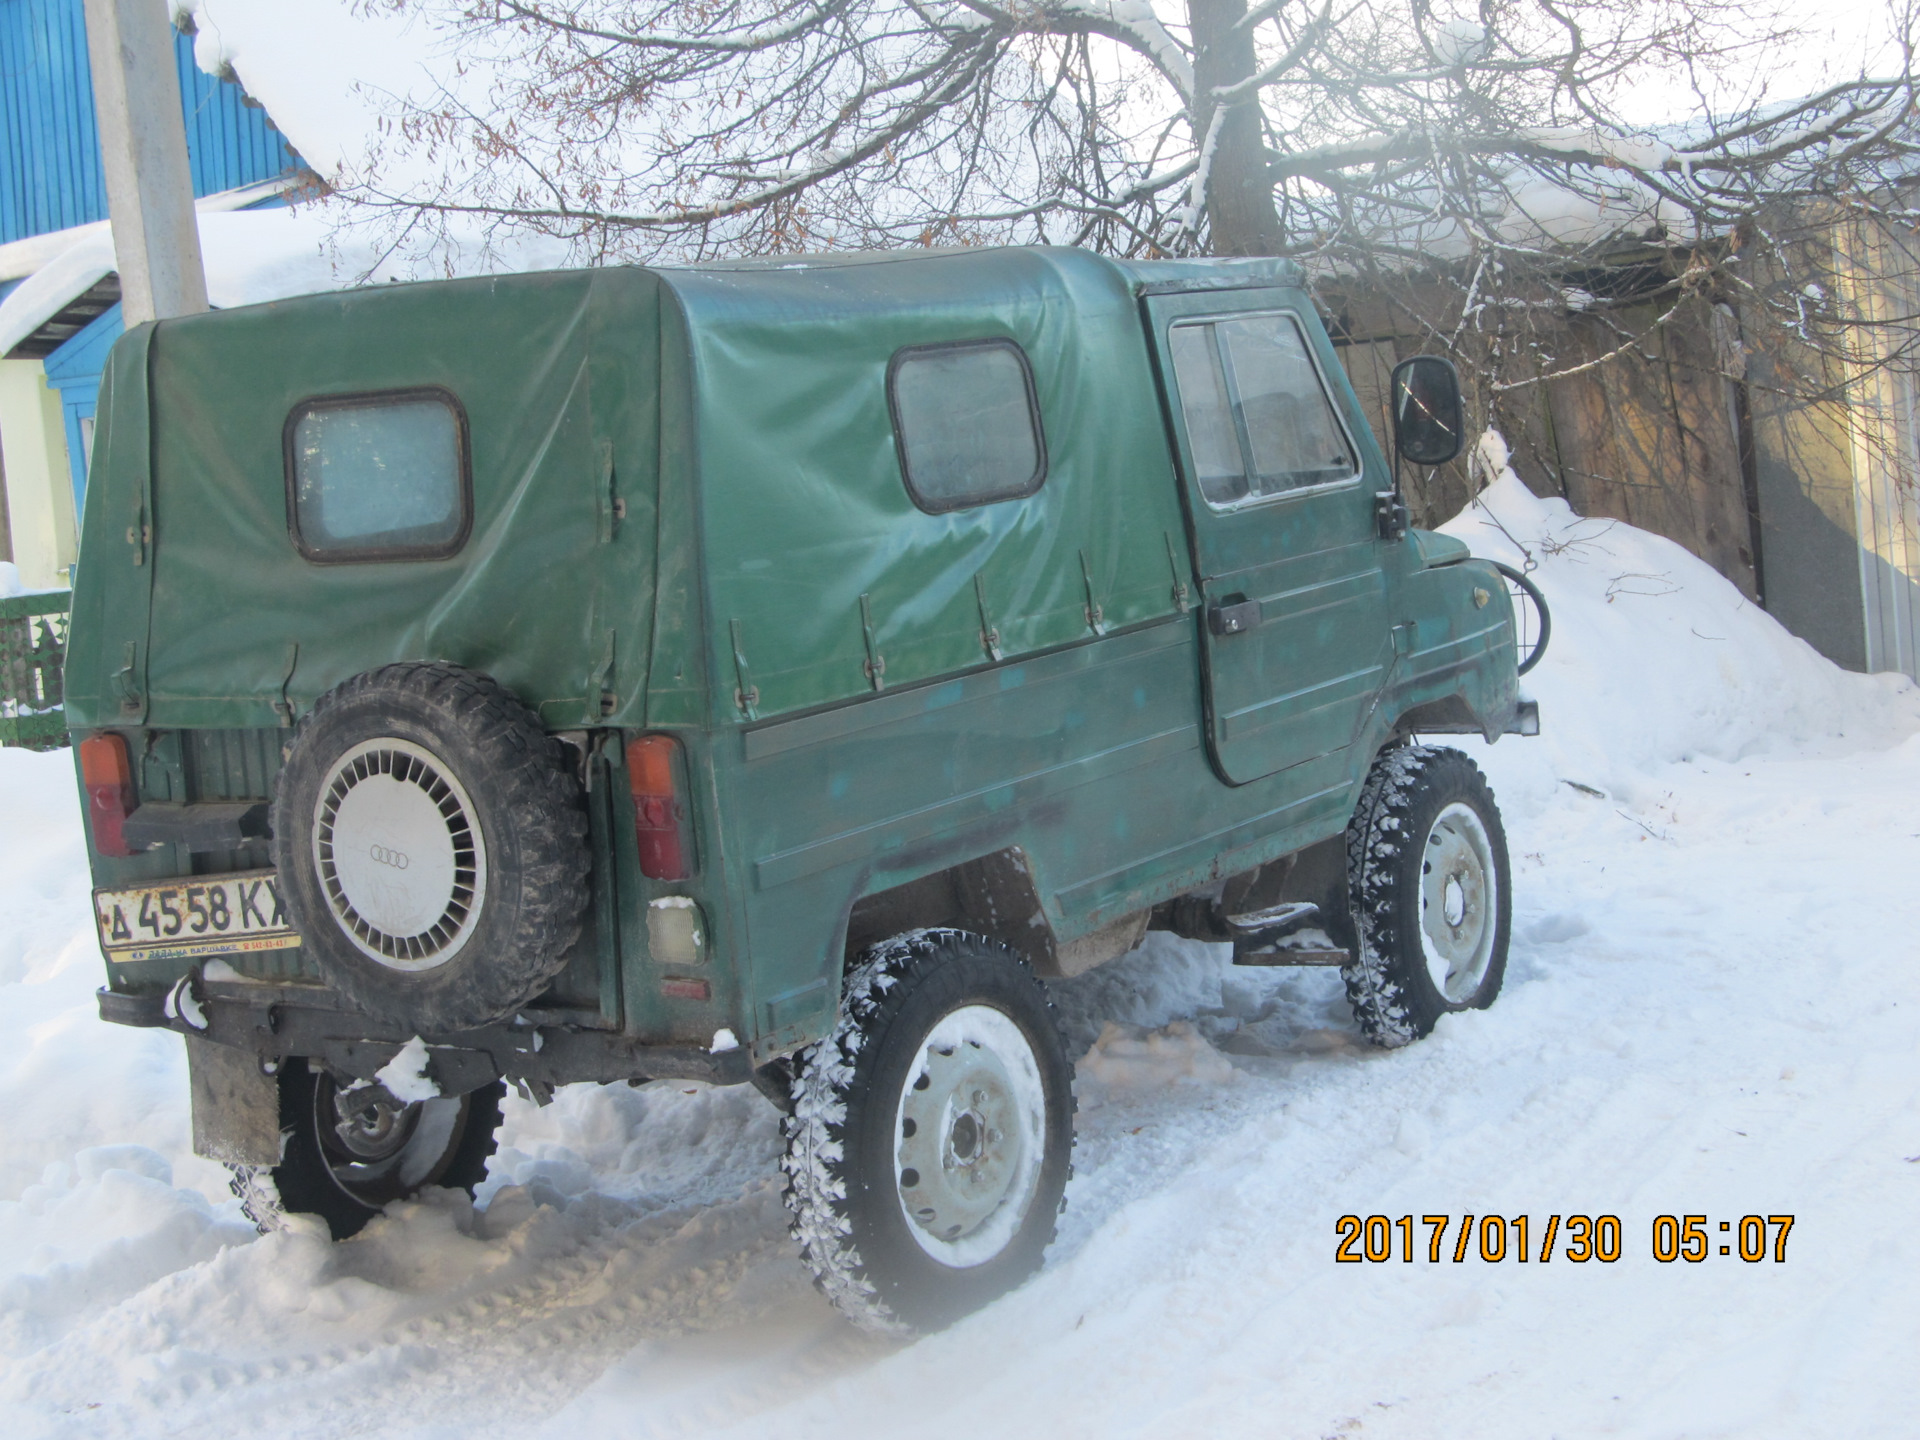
[627,733,694,881]
[79,733,140,858]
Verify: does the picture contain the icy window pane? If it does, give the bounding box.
[1169,323,1248,506]
[891,342,1044,510]
[291,396,466,557]
[1216,315,1357,497]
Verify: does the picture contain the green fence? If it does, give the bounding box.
[0,591,70,750]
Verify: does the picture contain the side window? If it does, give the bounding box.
[888,339,1047,512]
[285,389,471,561]
[1168,314,1358,508]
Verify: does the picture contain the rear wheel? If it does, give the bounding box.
[233,1058,504,1240]
[782,930,1075,1334]
[1343,745,1511,1047]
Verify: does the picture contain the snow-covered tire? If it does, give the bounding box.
[270,662,588,1035]
[781,930,1075,1334]
[230,1058,504,1240]
[1343,744,1511,1047]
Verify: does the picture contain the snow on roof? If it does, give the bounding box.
[0,206,329,357]
[0,179,284,286]
[0,1,567,358]
[0,201,570,359]
[171,0,441,179]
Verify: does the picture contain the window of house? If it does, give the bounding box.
[888,339,1047,512]
[285,389,471,561]
[1168,314,1359,508]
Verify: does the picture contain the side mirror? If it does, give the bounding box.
[1390,355,1464,466]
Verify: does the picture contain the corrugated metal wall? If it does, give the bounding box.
[1838,220,1920,682]
[0,0,298,246]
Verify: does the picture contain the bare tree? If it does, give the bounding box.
[338,0,1920,591]
[341,1,1913,258]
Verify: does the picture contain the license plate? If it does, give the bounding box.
[93,869,300,965]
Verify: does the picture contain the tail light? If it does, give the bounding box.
[627,734,694,881]
[79,733,139,858]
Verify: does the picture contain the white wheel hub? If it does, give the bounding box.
[1419,800,1497,1002]
[313,738,487,972]
[893,1004,1048,1269]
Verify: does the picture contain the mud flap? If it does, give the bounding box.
[1505,699,1540,736]
[186,1034,282,1166]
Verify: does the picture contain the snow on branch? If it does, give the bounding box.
[486,0,854,53]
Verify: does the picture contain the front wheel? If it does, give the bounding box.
[1343,745,1512,1047]
[782,930,1075,1334]
[232,1057,504,1239]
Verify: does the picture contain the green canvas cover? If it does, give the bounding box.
[66,247,1304,734]
[666,247,1228,718]
[66,269,675,731]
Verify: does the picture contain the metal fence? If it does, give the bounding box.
[0,590,70,750]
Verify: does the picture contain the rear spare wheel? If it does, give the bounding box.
[271,663,587,1034]
[783,929,1075,1334]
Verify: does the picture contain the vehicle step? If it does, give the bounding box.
[1231,943,1349,967]
[1222,900,1319,934]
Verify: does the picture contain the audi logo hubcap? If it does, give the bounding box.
[369,844,410,870]
[313,738,487,972]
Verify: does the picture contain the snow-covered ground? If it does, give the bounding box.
[3,473,1919,1438]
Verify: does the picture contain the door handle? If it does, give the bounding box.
[1206,598,1261,636]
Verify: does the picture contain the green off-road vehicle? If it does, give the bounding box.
[66,246,1542,1332]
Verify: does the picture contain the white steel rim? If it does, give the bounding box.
[892,1004,1048,1269]
[313,738,487,972]
[1419,801,1497,1002]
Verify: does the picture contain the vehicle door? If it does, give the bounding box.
[1146,291,1390,785]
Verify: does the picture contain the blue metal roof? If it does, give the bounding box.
[0,0,300,246]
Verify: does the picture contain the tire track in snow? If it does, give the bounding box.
[14,1183,809,1439]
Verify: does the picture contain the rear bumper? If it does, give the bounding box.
[98,982,753,1092]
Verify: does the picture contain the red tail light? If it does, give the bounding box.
[627,734,693,881]
[79,733,139,858]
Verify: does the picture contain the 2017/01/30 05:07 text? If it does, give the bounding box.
[1334,1215,1796,1264]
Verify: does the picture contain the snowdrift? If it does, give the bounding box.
[2,460,1918,1436]
[1434,433,1919,809]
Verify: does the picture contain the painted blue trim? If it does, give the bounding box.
[1,0,299,246]
[43,299,122,513]
[42,296,119,382]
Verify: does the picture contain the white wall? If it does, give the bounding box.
[0,360,77,591]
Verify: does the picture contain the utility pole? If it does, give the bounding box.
[82,0,209,325]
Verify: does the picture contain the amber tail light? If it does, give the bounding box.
[626,734,694,881]
[79,733,139,858]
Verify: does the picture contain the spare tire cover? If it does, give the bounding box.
[271,662,587,1034]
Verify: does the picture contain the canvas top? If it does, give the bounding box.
[63,247,1320,732]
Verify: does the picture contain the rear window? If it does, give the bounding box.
[285,389,471,561]
[888,339,1047,512]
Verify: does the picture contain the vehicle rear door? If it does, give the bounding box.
[1145,290,1390,785]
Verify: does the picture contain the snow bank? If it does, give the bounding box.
[1434,434,1920,814]
[0,1148,255,1358]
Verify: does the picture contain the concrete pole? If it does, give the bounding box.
[82,0,209,325]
